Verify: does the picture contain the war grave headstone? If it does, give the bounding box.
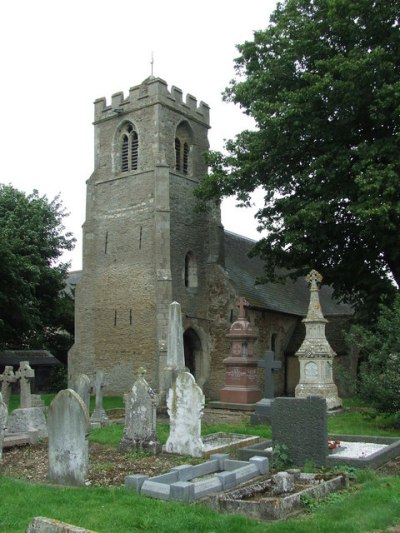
[251,351,282,424]
[6,361,47,439]
[90,371,110,426]
[0,392,7,462]
[119,367,160,453]
[48,389,90,486]
[71,372,91,415]
[0,366,17,407]
[165,371,204,457]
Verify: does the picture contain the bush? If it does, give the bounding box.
[350,295,400,415]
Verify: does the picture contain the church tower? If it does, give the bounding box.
[68,77,223,394]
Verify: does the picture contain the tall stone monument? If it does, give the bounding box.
[163,301,186,395]
[90,371,110,426]
[220,297,262,405]
[295,270,342,410]
[251,351,282,424]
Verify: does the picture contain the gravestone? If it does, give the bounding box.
[48,389,90,486]
[272,396,328,467]
[90,371,110,426]
[15,361,35,408]
[71,373,91,415]
[0,366,17,407]
[119,368,160,453]
[0,393,7,462]
[6,361,47,438]
[251,351,282,424]
[165,371,204,457]
[26,517,96,533]
[163,302,186,395]
[295,270,342,410]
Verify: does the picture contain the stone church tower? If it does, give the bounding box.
[69,77,223,394]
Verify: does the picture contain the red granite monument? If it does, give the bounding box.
[220,297,262,404]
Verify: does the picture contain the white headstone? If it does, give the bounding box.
[90,371,110,425]
[165,371,204,457]
[119,368,160,453]
[48,389,90,486]
[71,373,91,415]
[0,392,7,462]
[15,361,35,408]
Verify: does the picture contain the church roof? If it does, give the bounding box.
[224,231,353,317]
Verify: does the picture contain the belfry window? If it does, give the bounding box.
[120,124,138,172]
[175,121,192,176]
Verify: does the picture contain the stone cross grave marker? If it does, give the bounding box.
[0,392,7,462]
[259,351,282,399]
[166,301,185,369]
[165,371,204,458]
[48,389,90,486]
[90,371,110,425]
[15,361,35,408]
[71,373,91,415]
[0,366,17,407]
[272,396,328,467]
[119,367,160,453]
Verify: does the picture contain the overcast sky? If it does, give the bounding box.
[0,0,278,270]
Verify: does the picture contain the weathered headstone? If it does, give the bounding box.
[272,396,328,467]
[0,366,17,407]
[71,373,91,415]
[48,389,90,486]
[163,302,186,394]
[295,270,342,410]
[165,371,204,457]
[251,351,282,424]
[0,392,7,462]
[90,371,109,426]
[15,361,35,408]
[26,516,96,532]
[119,368,160,453]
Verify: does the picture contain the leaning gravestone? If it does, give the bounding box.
[71,373,91,415]
[165,371,204,457]
[0,366,17,407]
[0,393,7,462]
[272,396,328,467]
[48,389,90,486]
[119,368,160,453]
[90,371,110,426]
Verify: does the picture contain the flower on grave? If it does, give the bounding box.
[328,438,341,449]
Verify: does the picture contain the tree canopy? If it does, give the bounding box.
[196,0,400,320]
[0,184,75,354]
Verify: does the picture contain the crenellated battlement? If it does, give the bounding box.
[94,77,210,125]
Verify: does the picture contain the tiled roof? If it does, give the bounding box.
[224,231,353,317]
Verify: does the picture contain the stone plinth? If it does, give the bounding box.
[295,271,342,410]
[220,297,262,405]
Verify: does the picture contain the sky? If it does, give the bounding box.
[0,0,278,270]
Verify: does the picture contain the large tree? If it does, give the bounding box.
[0,184,75,353]
[197,0,400,320]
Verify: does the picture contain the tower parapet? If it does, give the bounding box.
[94,77,210,126]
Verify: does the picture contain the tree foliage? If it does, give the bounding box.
[351,295,400,415]
[196,0,400,320]
[0,184,75,355]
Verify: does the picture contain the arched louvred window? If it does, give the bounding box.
[183,142,189,175]
[184,251,198,288]
[121,134,129,172]
[175,138,181,172]
[131,130,138,170]
[119,123,139,173]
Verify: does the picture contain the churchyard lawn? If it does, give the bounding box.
[1,397,399,532]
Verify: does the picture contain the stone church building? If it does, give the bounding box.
[68,76,353,399]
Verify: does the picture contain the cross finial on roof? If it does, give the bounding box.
[150,51,154,77]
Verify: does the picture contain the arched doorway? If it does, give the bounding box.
[183,328,202,383]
